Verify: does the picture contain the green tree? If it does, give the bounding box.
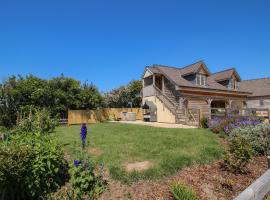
[0,74,104,127]
[104,80,142,108]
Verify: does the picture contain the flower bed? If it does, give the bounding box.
[208,116,262,134]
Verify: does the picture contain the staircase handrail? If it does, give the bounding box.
[153,85,178,114]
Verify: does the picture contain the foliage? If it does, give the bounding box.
[104,80,142,108]
[17,108,58,134]
[0,133,68,199]
[200,117,209,128]
[208,116,262,134]
[69,158,106,199]
[0,79,19,128]
[0,126,7,133]
[0,74,104,128]
[229,123,270,155]
[223,134,254,174]
[170,182,198,200]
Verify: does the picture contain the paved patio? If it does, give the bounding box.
[110,120,196,128]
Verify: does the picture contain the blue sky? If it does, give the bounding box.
[0,0,269,92]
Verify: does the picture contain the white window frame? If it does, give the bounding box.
[196,74,206,86]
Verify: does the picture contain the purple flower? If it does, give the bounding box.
[80,123,87,148]
[74,160,81,167]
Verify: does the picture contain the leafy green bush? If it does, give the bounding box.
[0,134,68,199]
[200,117,209,128]
[229,123,270,155]
[69,159,106,200]
[170,182,198,200]
[223,134,254,174]
[17,108,58,134]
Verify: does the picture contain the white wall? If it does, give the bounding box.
[143,96,176,123]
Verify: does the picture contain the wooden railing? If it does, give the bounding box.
[142,85,155,97]
[187,108,200,126]
[153,85,178,114]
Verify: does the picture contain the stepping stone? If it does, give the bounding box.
[125,161,153,172]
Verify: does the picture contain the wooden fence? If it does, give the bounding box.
[68,108,142,125]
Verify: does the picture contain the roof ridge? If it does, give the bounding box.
[152,60,204,71]
[241,77,270,82]
[211,68,236,75]
[152,64,181,70]
[179,60,204,70]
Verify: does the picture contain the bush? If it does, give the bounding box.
[208,116,262,134]
[230,123,270,155]
[69,159,106,199]
[200,117,209,128]
[170,182,198,200]
[0,134,68,199]
[17,109,58,134]
[223,134,254,174]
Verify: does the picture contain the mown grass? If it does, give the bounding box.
[54,123,223,183]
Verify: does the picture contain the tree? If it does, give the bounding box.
[79,83,104,110]
[0,74,104,127]
[104,80,142,108]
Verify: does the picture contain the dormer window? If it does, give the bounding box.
[196,74,206,86]
[227,78,238,89]
[234,80,237,89]
[228,79,233,89]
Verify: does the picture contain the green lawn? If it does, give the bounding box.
[54,123,223,182]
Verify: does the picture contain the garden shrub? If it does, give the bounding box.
[223,134,254,174]
[200,117,209,128]
[69,159,106,200]
[0,134,68,199]
[17,108,58,134]
[208,116,262,134]
[170,182,198,200]
[229,123,270,155]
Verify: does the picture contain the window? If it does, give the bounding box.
[196,74,206,86]
[234,80,237,89]
[228,79,232,89]
[201,75,206,86]
[196,75,200,85]
[260,100,264,107]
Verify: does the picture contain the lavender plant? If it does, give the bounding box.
[224,117,261,134]
[208,116,262,134]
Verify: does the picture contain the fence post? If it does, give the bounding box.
[268,156,270,169]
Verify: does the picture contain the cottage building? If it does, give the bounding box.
[142,61,269,125]
[238,78,270,109]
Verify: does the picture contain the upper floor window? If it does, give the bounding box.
[228,79,238,89]
[228,79,233,89]
[260,100,264,107]
[234,80,237,89]
[196,74,206,86]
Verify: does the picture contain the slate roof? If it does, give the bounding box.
[178,60,210,76]
[238,78,270,97]
[209,68,241,81]
[146,61,250,94]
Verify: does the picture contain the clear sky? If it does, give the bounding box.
[0,0,269,92]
